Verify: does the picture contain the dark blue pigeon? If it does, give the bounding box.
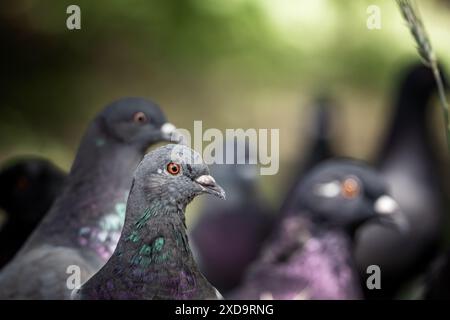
[0,157,66,268]
[231,160,407,300]
[0,97,177,299]
[75,144,225,300]
[355,63,448,298]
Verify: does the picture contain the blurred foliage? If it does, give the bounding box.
[1,0,450,208]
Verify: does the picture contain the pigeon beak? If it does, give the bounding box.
[374,195,409,233]
[195,175,226,200]
[160,123,182,143]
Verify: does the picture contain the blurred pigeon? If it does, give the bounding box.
[190,139,274,294]
[0,157,66,268]
[0,97,177,299]
[231,160,407,300]
[355,63,447,298]
[281,95,335,213]
[75,144,225,300]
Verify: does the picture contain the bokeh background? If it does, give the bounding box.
[1,0,450,226]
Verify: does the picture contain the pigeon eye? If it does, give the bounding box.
[167,162,181,175]
[341,178,360,199]
[133,112,148,124]
[15,176,29,191]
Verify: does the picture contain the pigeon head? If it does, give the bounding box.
[0,157,65,224]
[293,159,408,234]
[95,97,177,150]
[133,144,226,208]
[398,63,448,104]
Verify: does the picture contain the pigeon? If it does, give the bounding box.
[0,157,66,268]
[75,144,225,300]
[230,160,407,300]
[281,95,335,214]
[355,63,448,298]
[0,97,177,299]
[190,139,274,294]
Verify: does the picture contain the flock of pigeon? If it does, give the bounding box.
[0,62,449,300]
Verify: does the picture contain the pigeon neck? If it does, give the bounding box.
[67,123,143,260]
[268,215,355,266]
[292,215,354,247]
[379,94,432,162]
[69,120,142,214]
[295,211,358,241]
[106,191,205,298]
[29,121,142,261]
[119,202,193,266]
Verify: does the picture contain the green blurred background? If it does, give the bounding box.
[1,0,450,223]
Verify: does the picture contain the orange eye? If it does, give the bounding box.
[167,162,181,175]
[16,176,29,191]
[133,111,148,124]
[342,178,360,198]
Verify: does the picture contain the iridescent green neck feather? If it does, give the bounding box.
[79,187,217,299]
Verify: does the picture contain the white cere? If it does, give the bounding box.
[314,180,341,198]
[374,195,399,215]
